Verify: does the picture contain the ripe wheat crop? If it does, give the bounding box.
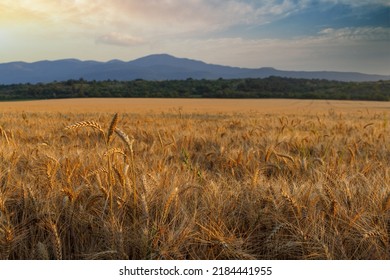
[0,100,389,259]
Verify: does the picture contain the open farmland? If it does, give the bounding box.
[0,98,389,259]
[0,98,389,114]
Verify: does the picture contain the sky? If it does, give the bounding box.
[0,0,389,74]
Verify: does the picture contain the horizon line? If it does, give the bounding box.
[1,53,389,77]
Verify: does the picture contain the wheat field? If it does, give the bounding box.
[0,98,389,259]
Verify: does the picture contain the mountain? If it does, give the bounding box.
[0,54,389,84]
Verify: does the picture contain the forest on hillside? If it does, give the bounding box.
[0,76,389,101]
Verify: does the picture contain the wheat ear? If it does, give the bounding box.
[265,146,274,162]
[162,187,178,222]
[281,190,301,216]
[104,147,126,158]
[107,113,118,144]
[48,222,62,260]
[115,128,134,153]
[65,120,104,134]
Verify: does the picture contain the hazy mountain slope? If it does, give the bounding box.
[0,54,388,84]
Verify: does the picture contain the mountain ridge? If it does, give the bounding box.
[1,54,389,84]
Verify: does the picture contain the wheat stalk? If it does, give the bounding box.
[281,190,301,216]
[46,162,56,189]
[104,147,126,158]
[107,113,119,144]
[344,185,352,209]
[275,153,295,164]
[115,128,134,153]
[65,120,104,134]
[48,222,62,260]
[363,123,374,129]
[87,167,108,178]
[162,187,178,222]
[265,146,274,162]
[140,193,150,225]
[348,147,355,164]
[0,126,10,145]
[251,169,259,187]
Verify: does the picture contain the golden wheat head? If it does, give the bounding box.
[107,113,119,144]
[115,128,134,153]
[65,120,104,133]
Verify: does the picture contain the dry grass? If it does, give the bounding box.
[0,99,389,259]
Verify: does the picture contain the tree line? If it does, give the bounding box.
[0,76,389,101]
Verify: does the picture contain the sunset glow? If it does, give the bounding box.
[1,0,389,74]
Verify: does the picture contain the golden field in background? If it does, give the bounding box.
[0,98,389,114]
[0,98,389,259]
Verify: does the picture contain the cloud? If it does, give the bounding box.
[318,27,390,41]
[162,25,390,74]
[95,32,144,47]
[318,0,390,7]
[10,0,388,43]
[3,1,389,32]
[0,1,309,35]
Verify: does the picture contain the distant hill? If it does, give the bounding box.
[1,54,389,84]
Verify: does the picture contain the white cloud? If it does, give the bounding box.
[95,32,144,47]
[3,1,388,34]
[318,27,390,41]
[1,1,307,35]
